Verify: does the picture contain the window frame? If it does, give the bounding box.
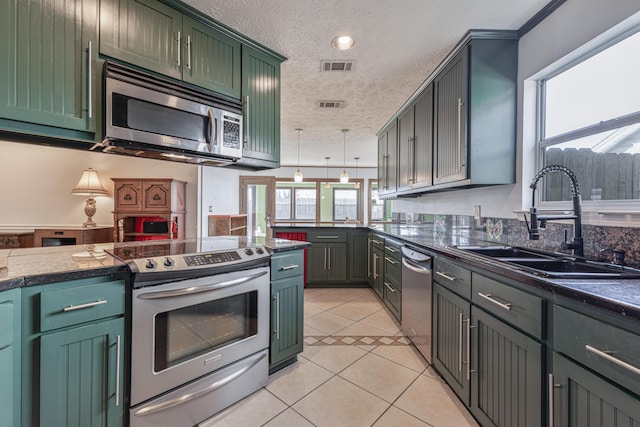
[536,25,640,214]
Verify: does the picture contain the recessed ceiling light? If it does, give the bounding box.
[332,35,355,50]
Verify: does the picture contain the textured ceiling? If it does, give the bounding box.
[183,0,550,167]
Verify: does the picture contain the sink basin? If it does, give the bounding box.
[455,246,553,260]
[506,259,640,279]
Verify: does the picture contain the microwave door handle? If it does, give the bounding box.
[207,108,217,151]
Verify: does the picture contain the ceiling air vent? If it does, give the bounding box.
[318,100,345,109]
[320,60,355,72]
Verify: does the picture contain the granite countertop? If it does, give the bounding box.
[370,224,640,322]
[0,236,310,292]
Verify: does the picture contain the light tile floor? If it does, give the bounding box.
[202,287,478,427]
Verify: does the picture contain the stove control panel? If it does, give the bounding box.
[129,246,270,274]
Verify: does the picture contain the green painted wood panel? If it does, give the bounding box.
[413,86,434,187]
[433,283,471,404]
[325,243,347,282]
[183,16,241,99]
[0,289,21,427]
[241,46,281,164]
[39,317,124,427]
[471,306,542,427]
[434,46,468,185]
[0,0,99,132]
[398,103,414,191]
[348,231,369,282]
[371,246,384,298]
[270,276,304,367]
[553,353,640,427]
[306,245,328,283]
[100,0,182,79]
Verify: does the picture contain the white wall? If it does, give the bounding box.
[400,1,640,220]
[0,140,200,237]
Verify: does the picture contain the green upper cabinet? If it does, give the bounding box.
[182,16,241,98]
[0,0,99,133]
[378,122,398,196]
[239,45,282,167]
[100,0,242,99]
[100,0,182,80]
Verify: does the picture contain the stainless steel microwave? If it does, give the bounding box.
[100,62,243,164]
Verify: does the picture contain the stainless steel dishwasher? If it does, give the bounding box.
[401,245,433,363]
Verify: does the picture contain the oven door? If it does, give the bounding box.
[106,77,217,156]
[130,266,270,406]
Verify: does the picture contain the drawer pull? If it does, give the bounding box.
[435,271,457,282]
[63,299,108,312]
[386,247,398,253]
[585,345,640,375]
[279,264,299,271]
[316,235,339,239]
[384,256,398,265]
[371,239,382,244]
[477,292,512,311]
[384,282,397,293]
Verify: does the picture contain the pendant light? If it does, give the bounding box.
[324,157,331,188]
[339,129,349,184]
[293,128,303,182]
[353,157,360,189]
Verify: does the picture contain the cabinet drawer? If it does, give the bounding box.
[383,280,401,320]
[434,257,471,299]
[369,234,385,250]
[472,273,543,339]
[554,305,640,396]
[384,254,401,283]
[307,230,347,243]
[271,250,304,281]
[384,242,402,262]
[39,281,125,332]
[0,298,14,349]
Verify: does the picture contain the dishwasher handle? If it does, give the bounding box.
[402,257,432,274]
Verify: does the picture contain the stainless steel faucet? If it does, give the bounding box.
[526,165,584,257]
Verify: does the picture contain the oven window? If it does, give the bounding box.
[154,291,258,372]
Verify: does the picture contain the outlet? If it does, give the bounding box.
[473,205,481,220]
[208,205,213,213]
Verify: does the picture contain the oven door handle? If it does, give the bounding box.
[132,350,267,417]
[136,270,268,300]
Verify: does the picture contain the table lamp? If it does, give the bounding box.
[71,168,108,228]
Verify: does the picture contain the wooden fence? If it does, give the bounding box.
[543,148,640,201]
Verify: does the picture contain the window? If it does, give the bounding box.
[275,183,317,221]
[369,181,390,222]
[275,188,291,220]
[538,29,640,204]
[295,189,316,220]
[333,189,359,220]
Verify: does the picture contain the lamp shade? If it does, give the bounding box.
[71,168,108,196]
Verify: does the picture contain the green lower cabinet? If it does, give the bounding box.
[433,283,471,401]
[40,317,125,427]
[552,353,640,426]
[307,243,347,283]
[270,276,304,371]
[348,230,369,282]
[0,289,21,427]
[471,307,542,427]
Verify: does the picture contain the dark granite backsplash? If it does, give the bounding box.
[391,212,640,269]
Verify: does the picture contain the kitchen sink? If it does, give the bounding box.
[454,245,553,260]
[455,245,640,279]
[506,259,640,279]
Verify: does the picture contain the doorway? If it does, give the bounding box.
[240,176,276,237]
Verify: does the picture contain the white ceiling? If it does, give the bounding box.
[184,0,551,168]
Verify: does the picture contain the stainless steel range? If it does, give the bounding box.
[107,238,271,427]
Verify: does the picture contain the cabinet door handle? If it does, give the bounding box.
[87,41,93,118]
[324,247,327,270]
[435,271,457,282]
[373,253,378,279]
[477,292,512,311]
[585,345,640,375]
[466,318,475,381]
[177,31,181,67]
[279,264,299,271]
[384,282,397,293]
[457,97,466,168]
[63,299,107,312]
[115,335,121,407]
[186,35,192,70]
[273,293,280,340]
[548,373,554,427]
[458,313,464,372]
[243,96,250,145]
[367,238,371,277]
[384,256,398,265]
[316,235,339,239]
[327,248,331,270]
